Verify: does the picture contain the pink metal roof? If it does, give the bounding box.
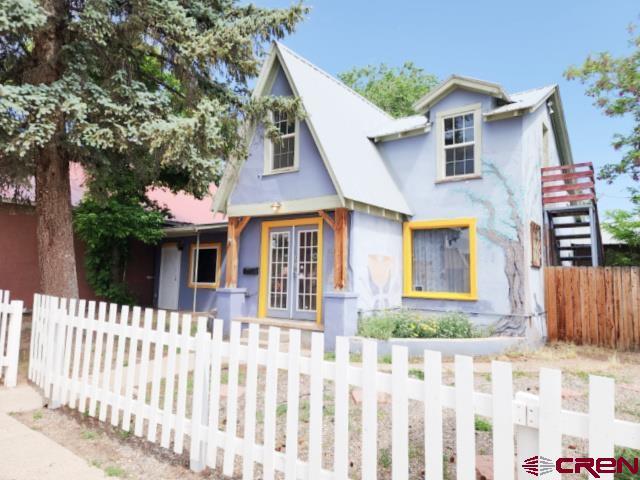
[2,163,224,225]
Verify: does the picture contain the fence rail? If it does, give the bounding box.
[0,290,23,387]
[29,293,640,479]
[545,266,640,349]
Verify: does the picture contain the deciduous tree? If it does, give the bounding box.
[339,62,438,118]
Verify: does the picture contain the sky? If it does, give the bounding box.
[257,0,639,215]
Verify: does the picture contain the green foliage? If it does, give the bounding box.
[565,26,640,183]
[338,62,438,117]
[474,416,492,432]
[74,165,165,304]
[0,0,308,200]
[615,446,640,479]
[358,310,478,340]
[602,188,640,265]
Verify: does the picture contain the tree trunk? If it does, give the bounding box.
[35,147,79,298]
[29,0,79,298]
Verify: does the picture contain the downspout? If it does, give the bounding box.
[192,231,200,313]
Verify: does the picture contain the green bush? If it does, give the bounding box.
[357,310,478,340]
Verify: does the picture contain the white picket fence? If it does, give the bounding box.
[0,290,23,388]
[29,293,640,480]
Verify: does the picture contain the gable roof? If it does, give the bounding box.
[213,43,412,216]
[484,84,556,120]
[413,75,512,113]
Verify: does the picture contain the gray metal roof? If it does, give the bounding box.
[276,44,412,215]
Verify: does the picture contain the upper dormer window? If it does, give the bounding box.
[436,103,482,181]
[265,111,299,174]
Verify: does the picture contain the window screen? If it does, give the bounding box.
[411,227,470,293]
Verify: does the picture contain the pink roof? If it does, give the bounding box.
[3,163,224,225]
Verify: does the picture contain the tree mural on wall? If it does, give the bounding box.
[466,162,526,336]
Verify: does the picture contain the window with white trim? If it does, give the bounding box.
[444,113,475,176]
[437,104,482,180]
[269,111,297,172]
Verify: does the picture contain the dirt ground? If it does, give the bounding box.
[11,315,640,479]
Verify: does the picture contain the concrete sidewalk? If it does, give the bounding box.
[0,384,106,480]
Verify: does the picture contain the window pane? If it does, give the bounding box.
[444,118,453,131]
[454,129,464,144]
[444,130,453,145]
[454,161,465,175]
[446,162,454,176]
[454,115,463,129]
[464,113,474,127]
[464,127,474,142]
[412,227,470,293]
[464,145,474,161]
[193,248,218,284]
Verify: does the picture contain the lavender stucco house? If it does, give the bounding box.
[153,43,601,349]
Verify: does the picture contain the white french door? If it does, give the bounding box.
[266,225,319,321]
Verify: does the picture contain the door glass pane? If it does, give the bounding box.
[268,231,289,309]
[297,229,318,311]
[411,227,470,293]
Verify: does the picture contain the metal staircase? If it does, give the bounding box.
[541,162,604,266]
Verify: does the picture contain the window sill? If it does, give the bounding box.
[435,174,482,184]
[403,291,478,301]
[262,167,299,177]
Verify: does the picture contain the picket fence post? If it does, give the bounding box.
[4,300,24,388]
[190,316,210,472]
[515,391,539,480]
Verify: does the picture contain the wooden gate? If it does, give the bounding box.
[545,266,640,349]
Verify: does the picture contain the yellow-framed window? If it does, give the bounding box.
[403,218,478,300]
[188,242,222,289]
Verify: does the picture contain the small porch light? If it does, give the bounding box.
[271,201,282,213]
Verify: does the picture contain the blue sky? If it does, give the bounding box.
[259,0,639,214]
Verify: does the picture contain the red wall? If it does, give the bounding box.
[0,203,155,309]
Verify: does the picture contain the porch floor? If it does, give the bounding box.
[234,316,324,332]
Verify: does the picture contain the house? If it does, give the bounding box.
[152,43,601,347]
[0,163,219,309]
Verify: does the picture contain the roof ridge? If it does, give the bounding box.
[276,42,393,120]
[510,84,557,97]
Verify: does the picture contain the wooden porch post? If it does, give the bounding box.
[319,208,348,290]
[225,216,250,288]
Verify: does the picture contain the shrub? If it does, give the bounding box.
[356,313,397,340]
[358,310,478,340]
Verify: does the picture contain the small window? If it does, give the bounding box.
[530,221,542,268]
[403,219,477,300]
[265,111,298,173]
[437,104,482,181]
[188,242,221,288]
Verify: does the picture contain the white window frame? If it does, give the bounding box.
[263,111,300,175]
[436,103,482,182]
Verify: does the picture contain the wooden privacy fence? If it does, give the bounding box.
[545,266,640,349]
[0,290,24,387]
[30,293,640,479]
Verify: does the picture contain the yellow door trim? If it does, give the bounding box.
[258,217,324,324]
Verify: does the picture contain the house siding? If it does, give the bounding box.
[349,211,403,314]
[228,66,337,207]
[521,104,563,338]
[378,89,529,329]
[154,232,227,312]
[235,214,335,321]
